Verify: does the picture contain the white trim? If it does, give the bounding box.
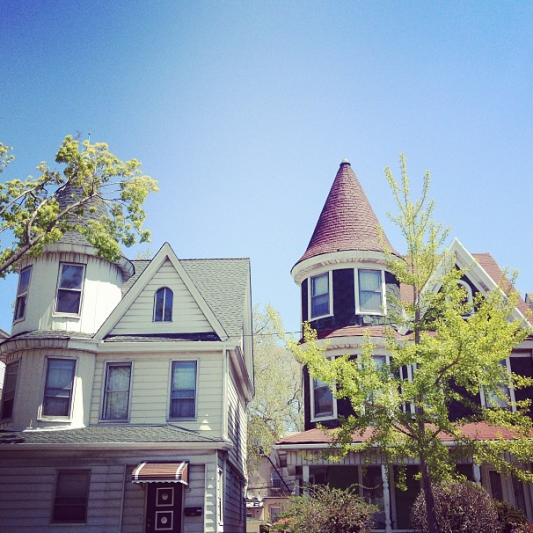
[53,262,86,317]
[95,242,229,341]
[38,356,78,421]
[292,250,390,285]
[308,271,333,321]
[99,360,133,422]
[355,268,387,316]
[168,358,199,421]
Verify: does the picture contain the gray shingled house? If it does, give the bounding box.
[0,218,253,533]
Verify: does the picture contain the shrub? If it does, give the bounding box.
[494,499,527,533]
[270,484,376,533]
[512,525,533,533]
[410,482,503,533]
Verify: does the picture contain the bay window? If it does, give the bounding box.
[42,358,76,417]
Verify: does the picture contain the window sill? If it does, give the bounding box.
[98,418,130,424]
[310,414,336,423]
[52,313,81,319]
[309,313,333,321]
[168,417,197,422]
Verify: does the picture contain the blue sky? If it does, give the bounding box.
[1,1,532,334]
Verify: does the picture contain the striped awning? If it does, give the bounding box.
[131,462,189,484]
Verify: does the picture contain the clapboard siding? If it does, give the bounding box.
[111,260,213,335]
[13,251,123,337]
[0,464,124,532]
[90,353,224,434]
[227,372,246,471]
[224,462,245,533]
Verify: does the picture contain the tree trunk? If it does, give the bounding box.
[420,457,439,533]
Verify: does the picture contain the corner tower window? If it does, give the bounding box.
[312,377,334,418]
[154,287,173,322]
[310,273,330,318]
[14,266,32,321]
[56,263,85,314]
[42,358,76,417]
[1,361,20,420]
[358,269,384,314]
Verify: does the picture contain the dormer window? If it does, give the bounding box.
[13,266,32,322]
[56,263,85,314]
[154,287,173,322]
[310,273,331,319]
[357,269,384,314]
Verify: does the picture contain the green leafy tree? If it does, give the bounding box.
[270,484,376,533]
[290,156,533,533]
[248,305,303,477]
[0,135,158,277]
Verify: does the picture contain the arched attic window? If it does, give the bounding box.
[457,280,474,316]
[154,287,173,322]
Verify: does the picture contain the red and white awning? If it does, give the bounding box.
[131,462,189,484]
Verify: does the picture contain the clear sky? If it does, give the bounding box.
[1,1,532,334]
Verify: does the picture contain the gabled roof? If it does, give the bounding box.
[294,160,399,268]
[97,243,250,341]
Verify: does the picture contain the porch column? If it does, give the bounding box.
[382,464,392,533]
[302,465,310,495]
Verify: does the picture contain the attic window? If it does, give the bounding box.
[154,287,173,322]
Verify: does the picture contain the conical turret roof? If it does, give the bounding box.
[295,160,399,266]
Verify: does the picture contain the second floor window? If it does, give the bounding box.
[358,269,383,313]
[1,360,20,420]
[56,263,85,314]
[154,287,173,322]
[312,377,334,418]
[42,358,76,418]
[14,266,32,322]
[310,273,330,318]
[170,361,197,418]
[102,363,132,420]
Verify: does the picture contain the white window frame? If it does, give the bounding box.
[13,266,32,322]
[480,357,516,411]
[168,360,198,420]
[457,280,474,316]
[40,357,77,420]
[1,360,20,420]
[55,262,86,316]
[310,362,337,423]
[100,361,133,422]
[308,272,333,320]
[153,286,173,322]
[355,268,386,315]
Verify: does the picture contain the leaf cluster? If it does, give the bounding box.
[0,135,158,277]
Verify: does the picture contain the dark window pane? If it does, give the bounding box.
[53,471,89,523]
[59,265,84,289]
[57,289,82,314]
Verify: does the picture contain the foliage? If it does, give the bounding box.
[270,484,376,533]
[494,499,528,533]
[0,135,158,277]
[410,482,502,533]
[247,305,303,478]
[512,524,533,533]
[289,155,532,533]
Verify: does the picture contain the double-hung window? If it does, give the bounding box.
[1,361,20,420]
[56,263,85,314]
[310,273,330,318]
[312,377,334,419]
[170,361,197,419]
[13,266,32,321]
[42,359,76,417]
[52,470,90,523]
[154,287,173,322]
[358,269,384,314]
[102,363,132,421]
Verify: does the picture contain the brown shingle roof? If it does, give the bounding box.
[295,160,399,267]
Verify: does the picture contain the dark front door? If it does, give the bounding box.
[146,484,183,533]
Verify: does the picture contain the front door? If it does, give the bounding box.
[146,484,183,533]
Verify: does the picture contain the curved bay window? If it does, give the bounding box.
[154,287,173,322]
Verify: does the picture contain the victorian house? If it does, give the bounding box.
[0,194,253,533]
[274,160,533,531]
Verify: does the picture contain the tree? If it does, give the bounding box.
[270,484,376,533]
[290,156,533,533]
[247,305,303,478]
[0,135,158,277]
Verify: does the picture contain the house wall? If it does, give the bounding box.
[90,351,224,435]
[110,259,213,336]
[0,450,214,533]
[12,251,123,336]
